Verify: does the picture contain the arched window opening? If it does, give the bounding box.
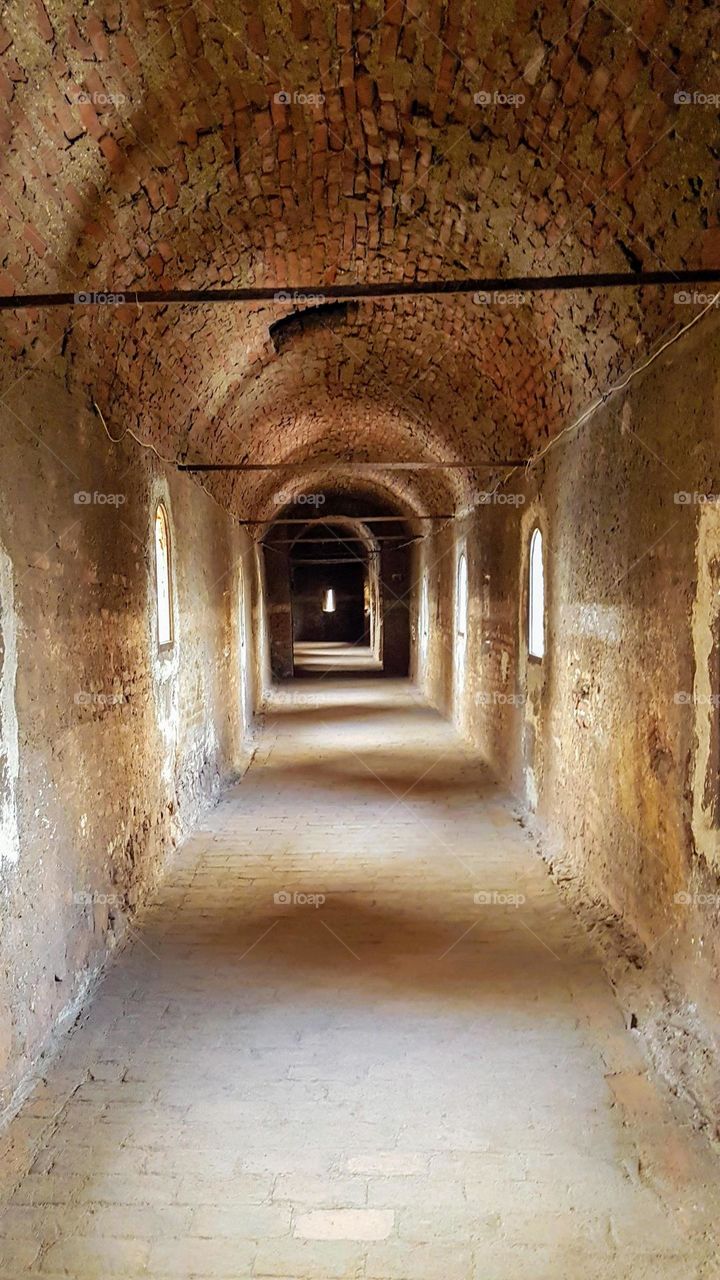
[322,587,336,613]
[154,502,174,649]
[454,549,469,722]
[528,528,545,659]
[420,574,429,642]
[456,551,468,642]
[238,559,247,651]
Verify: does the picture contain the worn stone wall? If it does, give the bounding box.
[418,500,524,761]
[419,315,720,1132]
[379,543,411,678]
[0,366,256,1120]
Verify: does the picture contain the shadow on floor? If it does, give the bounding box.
[293,642,383,677]
[238,756,494,803]
[137,894,593,1013]
[261,701,423,722]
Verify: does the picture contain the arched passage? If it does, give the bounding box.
[262,495,413,679]
[289,519,378,674]
[1,4,720,1275]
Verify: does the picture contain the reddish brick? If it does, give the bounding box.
[614,49,644,101]
[700,227,720,268]
[33,0,54,42]
[180,10,202,58]
[115,34,139,73]
[85,14,109,60]
[0,65,13,103]
[76,99,103,140]
[24,223,46,257]
[99,133,123,171]
[637,0,669,43]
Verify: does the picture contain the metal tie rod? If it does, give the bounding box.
[3,268,720,309]
[271,535,410,543]
[254,515,451,525]
[178,460,527,471]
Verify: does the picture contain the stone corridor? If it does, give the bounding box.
[1,680,718,1280]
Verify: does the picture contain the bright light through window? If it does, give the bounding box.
[154,502,173,648]
[456,551,468,640]
[322,588,336,613]
[528,528,545,659]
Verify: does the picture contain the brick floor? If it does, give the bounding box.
[0,678,718,1278]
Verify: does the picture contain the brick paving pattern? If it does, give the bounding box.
[0,679,718,1278]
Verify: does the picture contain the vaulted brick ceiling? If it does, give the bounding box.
[1,0,717,519]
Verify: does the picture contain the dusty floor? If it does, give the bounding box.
[0,679,719,1280]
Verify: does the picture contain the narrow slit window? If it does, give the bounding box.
[528,528,545,659]
[322,587,336,613]
[238,561,247,651]
[420,575,429,641]
[457,551,468,639]
[154,502,173,648]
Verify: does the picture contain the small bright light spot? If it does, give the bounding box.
[528,527,545,659]
[322,588,336,613]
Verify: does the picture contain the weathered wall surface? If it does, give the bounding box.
[0,367,255,1120]
[380,543,411,678]
[418,502,524,763]
[420,316,720,1131]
